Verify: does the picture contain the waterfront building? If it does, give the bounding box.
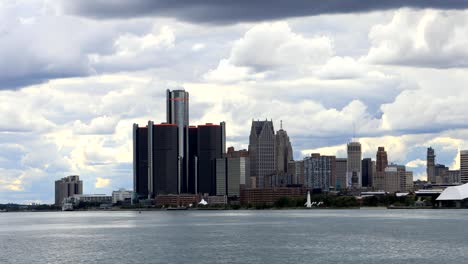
[197,123,224,195]
[240,186,306,205]
[66,194,112,206]
[335,158,347,190]
[215,148,250,197]
[347,142,362,188]
[248,120,276,188]
[133,124,149,198]
[166,89,190,193]
[427,147,436,183]
[447,170,461,184]
[303,154,335,192]
[153,123,179,195]
[112,189,133,204]
[436,183,468,208]
[55,175,83,205]
[188,126,198,193]
[460,150,468,184]
[361,158,373,187]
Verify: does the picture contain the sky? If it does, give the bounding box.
[2,0,468,204]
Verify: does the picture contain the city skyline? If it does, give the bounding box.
[3,1,468,203]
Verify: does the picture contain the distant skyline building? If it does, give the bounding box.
[461,150,468,184]
[55,175,82,205]
[303,153,335,192]
[374,147,388,191]
[427,147,436,183]
[361,158,373,188]
[335,158,347,190]
[216,147,250,197]
[133,124,149,199]
[166,89,190,193]
[275,121,293,176]
[288,160,304,186]
[153,123,179,195]
[249,120,276,188]
[347,142,362,188]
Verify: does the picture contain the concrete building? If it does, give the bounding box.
[288,160,304,185]
[460,150,468,184]
[66,194,112,206]
[216,149,250,197]
[447,170,461,184]
[112,189,133,204]
[240,187,306,205]
[275,121,293,178]
[384,167,399,193]
[374,147,388,191]
[55,175,83,205]
[427,147,436,183]
[335,158,347,190]
[248,120,276,188]
[435,164,449,184]
[347,142,362,188]
[402,171,414,192]
[303,154,335,192]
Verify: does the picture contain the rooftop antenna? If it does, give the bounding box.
[280,120,283,130]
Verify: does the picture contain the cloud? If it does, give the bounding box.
[62,0,468,23]
[366,9,468,68]
[95,177,111,188]
[406,158,426,168]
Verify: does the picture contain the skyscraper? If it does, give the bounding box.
[153,123,179,195]
[427,147,436,183]
[133,124,149,198]
[248,120,276,188]
[55,175,82,205]
[376,147,388,172]
[303,153,335,192]
[335,158,347,190]
[166,89,189,193]
[197,123,224,195]
[460,150,468,184]
[361,158,373,187]
[275,121,293,175]
[347,142,362,188]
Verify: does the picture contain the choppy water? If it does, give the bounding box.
[1,209,467,264]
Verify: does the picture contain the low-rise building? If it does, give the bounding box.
[66,194,112,205]
[112,189,133,204]
[240,187,307,205]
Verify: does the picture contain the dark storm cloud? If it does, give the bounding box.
[64,0,468,23]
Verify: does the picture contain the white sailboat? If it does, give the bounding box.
[305,191,312,208]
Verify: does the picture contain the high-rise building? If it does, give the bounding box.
[288,160,304,186]
[361,158,373,187]
[434,164,449,184]
[275,121,293,176]
[188,126,198,193]
[133,124,149,198]
[384,164,411,193]
[461,150,468,184]
[303,153,335,192]
[197,123,224,195]
[427,147,436,183]
[335,158,347,190]
[347,142,362,188]
[216,149,250,197]
[166,89,189,193]
[55,175,83,205]
[376,147,388,172]
[153,123,179,195]
[447,170,461,184]
[249,120,276,188]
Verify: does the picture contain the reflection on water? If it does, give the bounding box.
[1,209,467,264]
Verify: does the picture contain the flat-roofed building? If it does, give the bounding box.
[55,175,83,205]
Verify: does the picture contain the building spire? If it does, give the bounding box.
[280,120,283,130]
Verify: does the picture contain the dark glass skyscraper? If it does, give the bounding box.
[153,123,179,195]
[197,123,224,195]
[361,158,373,187]
[188,126,198,194]
[133,124,149,198]
[166,89,189,193]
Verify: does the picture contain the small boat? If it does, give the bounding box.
[62,203,74,211]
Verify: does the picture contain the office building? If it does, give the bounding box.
[197,123,224,195]
[303,154,335,192]
[402,171,414,192]
[288,160,305,186]
[249,120,276,188]
[166,89,189,193]
[133,124,149,199]
[427,147,436,183]
[347,142,362,188]
[384,164,411,193]
[55,175,83,205]
[153,123,179,195]
[435,164,449,184]
[188,126,198,193]
[275,121,293,175]
[362,158,373,187]
[447,170,461,184]
[374,147,388,191]
[215,151,250,197]
[335,158,347,190]
[65,194,112,206]
[461,150,468,184]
